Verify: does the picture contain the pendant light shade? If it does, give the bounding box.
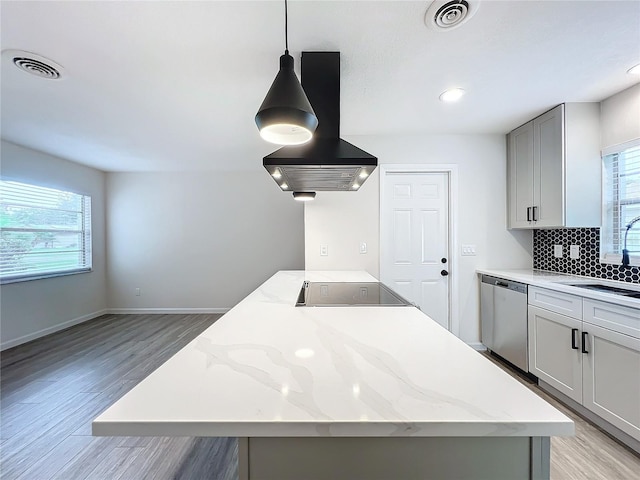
[256,53,318,145]
[255,0,318,145]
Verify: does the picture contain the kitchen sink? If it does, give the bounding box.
[567,283,640,299]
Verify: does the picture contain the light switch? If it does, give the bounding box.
[570,245,580,259]
[553,245,563,258]
[320,244,328,256]
[359,242,367,254]
[461,244,476,256]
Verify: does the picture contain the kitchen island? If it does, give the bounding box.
[93,271,573,479]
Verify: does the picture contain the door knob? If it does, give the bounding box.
[441,270,449,276]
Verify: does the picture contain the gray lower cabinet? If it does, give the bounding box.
[582,322,640,442]
[528,287,640,443]
[528,305,583,403]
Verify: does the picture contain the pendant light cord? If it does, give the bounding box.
[284,0,289,54]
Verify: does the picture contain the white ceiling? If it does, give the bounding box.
[1,0,639,172]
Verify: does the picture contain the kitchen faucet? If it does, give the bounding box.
[622,215,640,268]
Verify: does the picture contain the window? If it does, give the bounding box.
[601,139,640,266]
[0,180,92,283]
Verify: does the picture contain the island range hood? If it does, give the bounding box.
[263,52,377,193]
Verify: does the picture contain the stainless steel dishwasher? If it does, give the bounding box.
[481,275,529,371]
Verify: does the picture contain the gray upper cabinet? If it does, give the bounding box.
[507,103,602,229]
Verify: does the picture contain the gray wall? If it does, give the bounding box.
[0,141,107,349]
[106,171,304,311]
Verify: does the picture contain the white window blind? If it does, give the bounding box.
[0,180,92,283]
[601,140,640,265]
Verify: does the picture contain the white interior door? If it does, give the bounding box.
[381,171,450,330]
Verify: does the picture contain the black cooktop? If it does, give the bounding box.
[296,281,414,307]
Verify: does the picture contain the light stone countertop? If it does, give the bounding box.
[93,270,573,438]
[477,268,640,309]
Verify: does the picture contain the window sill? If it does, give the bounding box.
[1,268,92,285]
[599,254,640,268]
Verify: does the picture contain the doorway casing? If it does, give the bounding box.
[379,164,459,337]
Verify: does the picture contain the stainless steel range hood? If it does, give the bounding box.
[263,52,377,192]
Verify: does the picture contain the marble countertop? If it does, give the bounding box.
[93,270,573,438]
[477,268,640,309]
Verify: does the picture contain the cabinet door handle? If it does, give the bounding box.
[527,207,532,222]
[571,328,579,350]
[533,206,538,221]
[581,332,589,354]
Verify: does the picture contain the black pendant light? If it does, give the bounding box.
[255,0,318,145]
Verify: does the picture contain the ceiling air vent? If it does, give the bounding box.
[2,50,64,79]
[425,0,480,31]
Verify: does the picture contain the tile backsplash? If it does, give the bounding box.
[533,227,639,283]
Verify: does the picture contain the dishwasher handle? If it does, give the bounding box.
[481,275,527,294]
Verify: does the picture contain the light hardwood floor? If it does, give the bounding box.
[483,352,640,480]
[1,314,638,479]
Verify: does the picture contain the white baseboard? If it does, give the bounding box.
[106,308,230,315]
[0,309,109,351]
[467,342,487,351]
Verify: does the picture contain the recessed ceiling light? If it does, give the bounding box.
[627,63,640,75]
[439,88,466,102]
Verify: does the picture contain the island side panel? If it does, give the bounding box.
[245,436,547,480]
[531,436,551,480]
[239,437,249,480]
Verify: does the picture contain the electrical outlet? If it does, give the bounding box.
[461,244,476,256]
[570,245,580,259]
[553,245,563,258]
[359,242,367,254]
[135,287,141,296]
[320,244,328,256]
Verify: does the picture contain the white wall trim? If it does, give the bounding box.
[0,309,108,351]
[107,308,231,315]
[379,164,461,338]
[467,342,487,351]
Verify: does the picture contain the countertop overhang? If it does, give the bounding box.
[92,271,573,438]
